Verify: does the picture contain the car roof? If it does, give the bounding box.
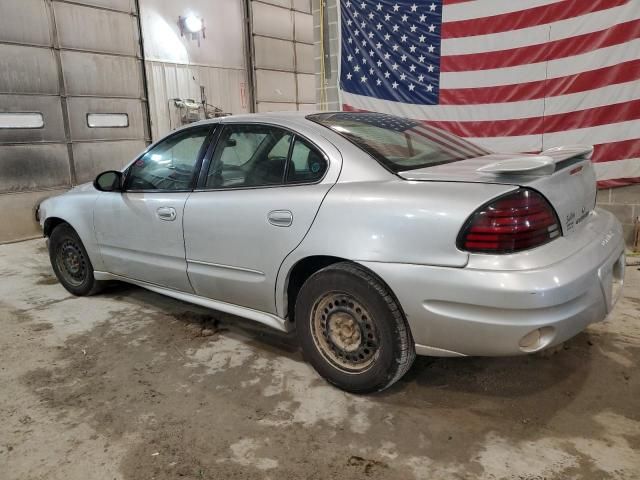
[190,110,353,126]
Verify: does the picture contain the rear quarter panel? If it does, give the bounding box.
[276,179,516,315]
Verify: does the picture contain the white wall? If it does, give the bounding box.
[139,0,250,139]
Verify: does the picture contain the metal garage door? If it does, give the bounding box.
[0,0,149,243]
[250,0,315,112]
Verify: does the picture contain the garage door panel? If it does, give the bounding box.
[257,102,297,112]
[258,0,291,8]
[54,2,137,56]
[255,38,295,71]
[67,97,144,141]
[294,12,313,44]
[0,144,70,193]
[296,73,316,104]
[0,189,70,243]
[62,51,143,98]
[295,43,314,74]
[0,44,59,95]
[293,0,311,13]
[0,95,65,143]
[0,0,52,46]
[256,70,296,103]
[73,140,145,184]
[69,0,135,14]
[252,3,293,40]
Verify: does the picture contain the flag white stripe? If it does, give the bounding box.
[413,125,484,157]
[441,2,640,55]
[410,129,474,158]
[440,39,640,88]
[466,120,640,153]
[442,0,561,22]
[343,82,640,121]
[593,158,640,181]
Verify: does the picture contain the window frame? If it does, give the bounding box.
[86,113,129,128]
[194,122,330,192]
[0,112,45,129]
[122,124,217,193]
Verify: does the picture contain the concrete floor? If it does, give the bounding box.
[0,239,639,480]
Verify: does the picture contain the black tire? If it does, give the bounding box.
[295,262,415,393]
[48,223,102,296]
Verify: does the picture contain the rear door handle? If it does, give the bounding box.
[157,206,177,221]
[268,210,293,227]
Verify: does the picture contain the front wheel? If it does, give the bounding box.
[49,224,102,296]
[295,262,415,393]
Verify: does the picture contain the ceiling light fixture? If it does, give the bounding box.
[184,15,203,33]
[178,15,206,46]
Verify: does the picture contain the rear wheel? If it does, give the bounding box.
[295,262,415,393]
[49,224,102,296]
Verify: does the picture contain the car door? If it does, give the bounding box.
[93,125,214,292]
[183,122,338,314]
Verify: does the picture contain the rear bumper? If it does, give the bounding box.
[360,209,625,357]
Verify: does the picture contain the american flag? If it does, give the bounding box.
[339,0,640,188]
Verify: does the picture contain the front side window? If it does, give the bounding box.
[206,125,292,189]
[126,126,211,191]
[308,112,490,173]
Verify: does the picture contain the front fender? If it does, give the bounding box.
[39,184,103,271]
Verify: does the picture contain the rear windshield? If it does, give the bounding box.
[308,112,490,173]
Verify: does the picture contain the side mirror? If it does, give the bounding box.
[94,170,123,192]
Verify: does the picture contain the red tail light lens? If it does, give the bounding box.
[458,189,561,254]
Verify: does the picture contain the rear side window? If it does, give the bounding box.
[205,124,327,189]
[287,137,327,184]
[206,125,292,188]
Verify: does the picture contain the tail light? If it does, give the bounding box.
[458,188,561,254]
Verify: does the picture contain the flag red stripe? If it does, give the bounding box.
[597,177,640,189]
[441,0,628,39]
[439,59,640,105]
[592,139,640,163]
[441,19,640,72]
[442,0,475,4]
[427,99,640,137]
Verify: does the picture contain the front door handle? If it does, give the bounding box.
[268,210,293,227]
[157,206,177,221]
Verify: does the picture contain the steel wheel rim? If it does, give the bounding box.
[310,291,380,373]
[55,239,87,287]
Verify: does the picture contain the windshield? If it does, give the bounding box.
[308,112,490,173]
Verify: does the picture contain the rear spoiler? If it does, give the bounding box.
[477,145,594,176]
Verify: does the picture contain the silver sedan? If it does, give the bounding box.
[38,111,625,393]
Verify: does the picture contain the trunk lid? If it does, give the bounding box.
[398,146,597,237]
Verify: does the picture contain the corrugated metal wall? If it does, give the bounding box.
[0,0,149,243]
[251,0,315,112]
